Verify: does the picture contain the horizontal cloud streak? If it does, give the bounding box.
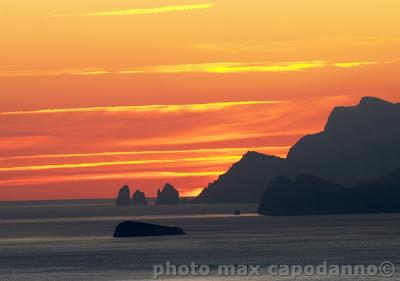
[0,61,389,77]
[0,171,224,187]
[332,61,381,68]
[73,70,109,75]
[0,146,290,161]
[53,3,214,17]
[0,100,279,116]
[119,60,392,74]
[0,155,241,172]
[119,61,327,74]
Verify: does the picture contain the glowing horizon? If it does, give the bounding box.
[1,0,399,201]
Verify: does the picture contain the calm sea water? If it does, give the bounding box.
[0,200,399,281]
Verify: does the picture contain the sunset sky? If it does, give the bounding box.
[1,0,399,201]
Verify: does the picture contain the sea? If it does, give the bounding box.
[0,200,399,281]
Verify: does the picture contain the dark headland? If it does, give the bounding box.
[258,171,400,216]
[194,97,400,209]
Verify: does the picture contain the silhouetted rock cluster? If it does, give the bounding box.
[115,186,148,206]
[156,183,180,205]
[132,190,148,206]
[258,170,400,216]
[113,221,186,237]
[195,97,400,203]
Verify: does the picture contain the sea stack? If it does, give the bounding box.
[132,189,148,206]
[116,185,131,206]
[156,183,180,205]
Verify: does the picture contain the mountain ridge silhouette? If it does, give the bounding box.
[195,96,400,203]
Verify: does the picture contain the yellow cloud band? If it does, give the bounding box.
[0,155,241,172]
[332,61,379,68]
[1,61,387,77]
[0,171,225,187]
[54,3,215,17]
[0,100,279,116]
[119,61,327,74]
[0,146,290,161]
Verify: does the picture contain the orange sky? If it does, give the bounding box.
[0,1,399,201]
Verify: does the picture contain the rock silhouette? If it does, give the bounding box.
[258,171,400,216]
[113,221,186,237]
[115,185,131,206]
[196,97,400,203]
[258,175,347,215]
[287,96,400,185]
[195,152,287,203]
[131,189,148,206]
[156,183,180,205]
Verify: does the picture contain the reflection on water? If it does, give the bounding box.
[0,200,399,281]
